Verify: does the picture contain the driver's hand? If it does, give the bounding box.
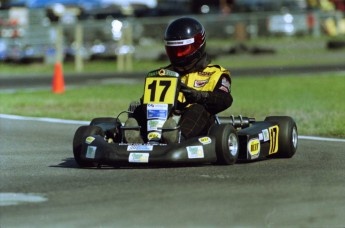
[180,83,209,104]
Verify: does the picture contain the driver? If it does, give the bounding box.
[125,17,233,143]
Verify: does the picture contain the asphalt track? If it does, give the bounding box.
[1,116,345,227]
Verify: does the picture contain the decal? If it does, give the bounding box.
[147,132,161,141]
[147,104,168,119]
[247,138,260,160]
[147,110,168,119]
[147,119,165,131]
[128,153,149,163]
[258,133,264,141]
[85,136,95,144]
[221,77,230,90]
[262,129,270,142]
[219,85,229,93]
[198,71,215,76]
[127,144,153,151]
[147,69,179,77]
[198,137,212,145]
[186,146,204,159]
[147,104,168,110]
[194,80,208,88]
[86,146,97,159]
[268,126,279,155]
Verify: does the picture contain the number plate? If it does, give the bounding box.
[143,77,178,105]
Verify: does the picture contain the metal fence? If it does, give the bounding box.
[0,7,343,66]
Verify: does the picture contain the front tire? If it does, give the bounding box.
[208,124,239,165]
[73,125,104,167]
[264,116,298,158]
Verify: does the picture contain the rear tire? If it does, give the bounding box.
[73,126,104,167]
[264,116,298,158]
[208,124,239,165]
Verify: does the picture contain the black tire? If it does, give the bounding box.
[264,116,298,158]
[90,117,122,142]
[73,125,104,167]
[208,124,239,165]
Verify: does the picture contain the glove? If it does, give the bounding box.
[180,83,209,104]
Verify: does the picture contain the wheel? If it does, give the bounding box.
[264,116,298,158]
[90,117,122,142]
[73,125,104,167]
[208,124,239,165]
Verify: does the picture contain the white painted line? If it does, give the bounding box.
[1,114,345,143]
[298,135,345,143]
[0,193,47,206]
[0,114,89,125]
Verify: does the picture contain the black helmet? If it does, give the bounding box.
[164,17,206,70]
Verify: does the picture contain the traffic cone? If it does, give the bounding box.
[52,62,65,94]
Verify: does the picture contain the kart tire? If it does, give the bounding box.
[208,124,239,165]
[90,117,122,142]
[73,125,104,167]
[264,116,298,158]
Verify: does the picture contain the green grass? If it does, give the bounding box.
[1,72,344,138]
[0,36,344,78]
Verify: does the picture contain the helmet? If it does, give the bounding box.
[164,17,206,70]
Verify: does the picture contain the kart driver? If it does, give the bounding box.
[125,17,233,144]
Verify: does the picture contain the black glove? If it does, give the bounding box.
[180,83,209,104]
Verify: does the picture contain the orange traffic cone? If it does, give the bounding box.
[52,62,65,94]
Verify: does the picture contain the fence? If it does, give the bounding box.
[0,7,344,71]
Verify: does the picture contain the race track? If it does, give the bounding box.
[1,116,345,227]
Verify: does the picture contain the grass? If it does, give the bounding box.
[1,72,344,138]
[0,36,344,78]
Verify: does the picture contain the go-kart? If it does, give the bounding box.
[73,69,298,167]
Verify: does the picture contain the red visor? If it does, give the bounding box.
[165,32,205,59]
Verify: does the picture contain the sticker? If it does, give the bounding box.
[86,146,97,159]
[258,133,264,141]
[247,138,260,159]
[147,104,168,110]
[198,137,212,145]
[262,129,270,142]
[197,71,215,76]
[269,126,279,155]
[147,103,168,119]
[147,119,165,131]
[194,80,208,88]
[85,136,95,144]
[147,132,161,141]
[129,153,149,163]
[127,144,153,151]
[186,146,204,159]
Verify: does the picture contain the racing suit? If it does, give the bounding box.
[171,63,233,138]
[132,59,233,140]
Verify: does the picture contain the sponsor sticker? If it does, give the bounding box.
[86,146,97,159]
[194,80,208,88]
[262,129,270,142]
[147,104,168,119]
[127,144,153,151]
[129,153,149,163]
[147,132,161,141]
[147,119,165,131]
[85,136,95,144]
[247,138,260,160]
[186,146,204,159]
[198,137,212,145]
[258,133,264,141]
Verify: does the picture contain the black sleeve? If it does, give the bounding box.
[203,74,233,115]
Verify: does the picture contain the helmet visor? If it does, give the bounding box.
[165,32,205,60]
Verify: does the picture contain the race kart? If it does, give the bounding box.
[73,69,298,167]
